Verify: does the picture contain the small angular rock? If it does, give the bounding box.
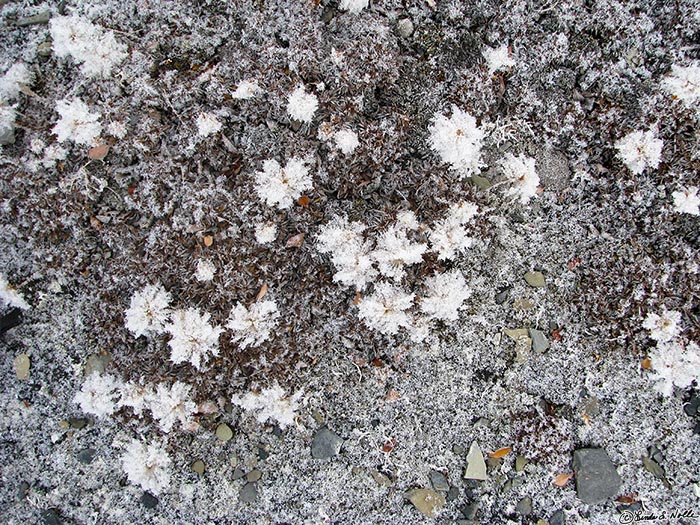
[406,488,445,518]
[529,329,550,353]
[311,427,343,459]
[525,271,546,288]
[516,496,532,515]
[429,470,449,491]
[140,492,158,509]
[76,448,97,464]
[464,441,487,480]
[239,482,257,503]
[572,448,621,503]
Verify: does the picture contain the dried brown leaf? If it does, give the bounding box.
[88,144,110,160]
[286,233,305,247]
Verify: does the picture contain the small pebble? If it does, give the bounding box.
[191,460,205,475]
[460,501,480,520]
[311,427,343,459]
[446,486,459,501]
[525,271,546,288]
[232,467,246,480]
[406,488,445,518]
[17,481,29,500]
[396,18,414,38]
[516,496,533,515]
[16,11,51,26]
[257,445,270,460]
[13,354,30,380]
[140,492,158,509]
[41,509,61,525]
[429,470,449,491]
[515,455,528,472]
[76,448,97,464]
[37,41,52,57]
[529,329,550,353]
[68,418,88,430]
[371,470,392,486]
[550,509,565,525]
[464,442,487,481]
[239,482,257,503]
[246,469,262,482]
[215,423,233,442]
[495,288,511,305]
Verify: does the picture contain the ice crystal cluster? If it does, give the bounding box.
[615,129,663,175]
[49,14,127,78]
[339,0,369,14]
[483,44,515,75]
[166,309,224,370]
[227,300,281,349]
[286,85,318,123]
[254,157,313,209]
[429,105,485,177]
[672,186,700,215]
[52,98,102,146]
[232,384,303,429]
[643,309,700,396]
[121,439,172,495]
[317,207,475,338]
[663,63,700,105]
[501,153,540,204]
[0,273,29,310]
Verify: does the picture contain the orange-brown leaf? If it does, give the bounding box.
[489,447,512,459]
[553,473,573,487]
[641,357,651,370]
[353,291,361,305]
[616,495,638,504]
[256,283,268,302]
[297,195,310,206]
[385,389,400,402]
[203,235,214,247]
[88,144,110,160]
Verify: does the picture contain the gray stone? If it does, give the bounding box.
[311,427,343,459]
[76,448,97,464]
[191,460,205,475]
[216,423,233,441]
[17,481,29,500]
[495,288,511,305]
[516,496,532,515]
[140,492,158,509]
[41,509,61,525]
[17,11,51,26]
[85,353,110,376]
[68,418,88,429]
[572,448,622,503]
[429,470,449,491]
[239,482,257,503]
[550,509,565,525]
[446,486,459,501]
[460,501,479,520]
[246,469,262,482]
[529,329,550,353]
[406,488,445,518]
[0,126,15,146]
[371,470,392,486]
[464,442,487,480]
[232,467,246,480]
[524,271,546,288]
[515,455,528,472]
[37,41,52,57]
[396,18,414,38]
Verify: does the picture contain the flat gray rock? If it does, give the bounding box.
[429,470,449,491]
[529,328,550,353]
[572,448,621,504]
[311,427,343,459]
[239,482,257,503]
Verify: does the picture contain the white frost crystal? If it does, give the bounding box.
[147,381,197,433]
[357,283,415,335]
[165,308,223,370]
[372,224,427,281]
[501,153,540,204]
[429,105,484,177]
[0,273,29,310]
[648,341,700,397]
[232,384,303,429]
[662,63,700,105]
[50,15,127,78]
[254,157,313,209]
[643,308,682,343]
[107,120,127,139]
[428,201,478,260]
[672,186,700,216]
[483,44,515,75]
[317,216,376,290]
[195,259,216,282]
[52,98,102,146]
[0,63,32,100]
[117,381,152,416]
[615,129,663,175]
[339,0,369,13]
[334,129,359,155]
[232,79,261,100]
[121,439,171,495]
[124,284,172,338]
[420,270,471,321]
[227,300,280,349]
[287,85,318,123]
[254,222,278,244]
[73,373,120,418]
[196,112,222,137]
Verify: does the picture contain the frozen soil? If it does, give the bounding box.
[1,0,699,524]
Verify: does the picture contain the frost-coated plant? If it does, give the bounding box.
[50,14,127,78]
[429,105,485,177]
[501,153,540,204]
[0,273,29,310]
[195,259,216,282]
[672,185,700,215]
[73,373,120,418]
[147,381,197,433]
[662,63,700,106]
[286,85,318,123]
[52,98,102,146]
[117,381,153,417]
[648,341,700,396]
[254,221,278,244]
[165,308,223,370]
[483,44,515,75]
[642,308,682,343]
[333,129,360,155]
[227,299,280,349]
[357,283,415,335]
[232,384,303,429]
[419,270,471,322]
[124,284,172,338]
[372,221,427,281]
[339,0,369,14]
[196,112,222,137]
[254,157,313,209]
[231,79,261,100]
[0,63,32,101]
[428,202,478,260]
[615,129,663,175]
[121,439,171,495]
